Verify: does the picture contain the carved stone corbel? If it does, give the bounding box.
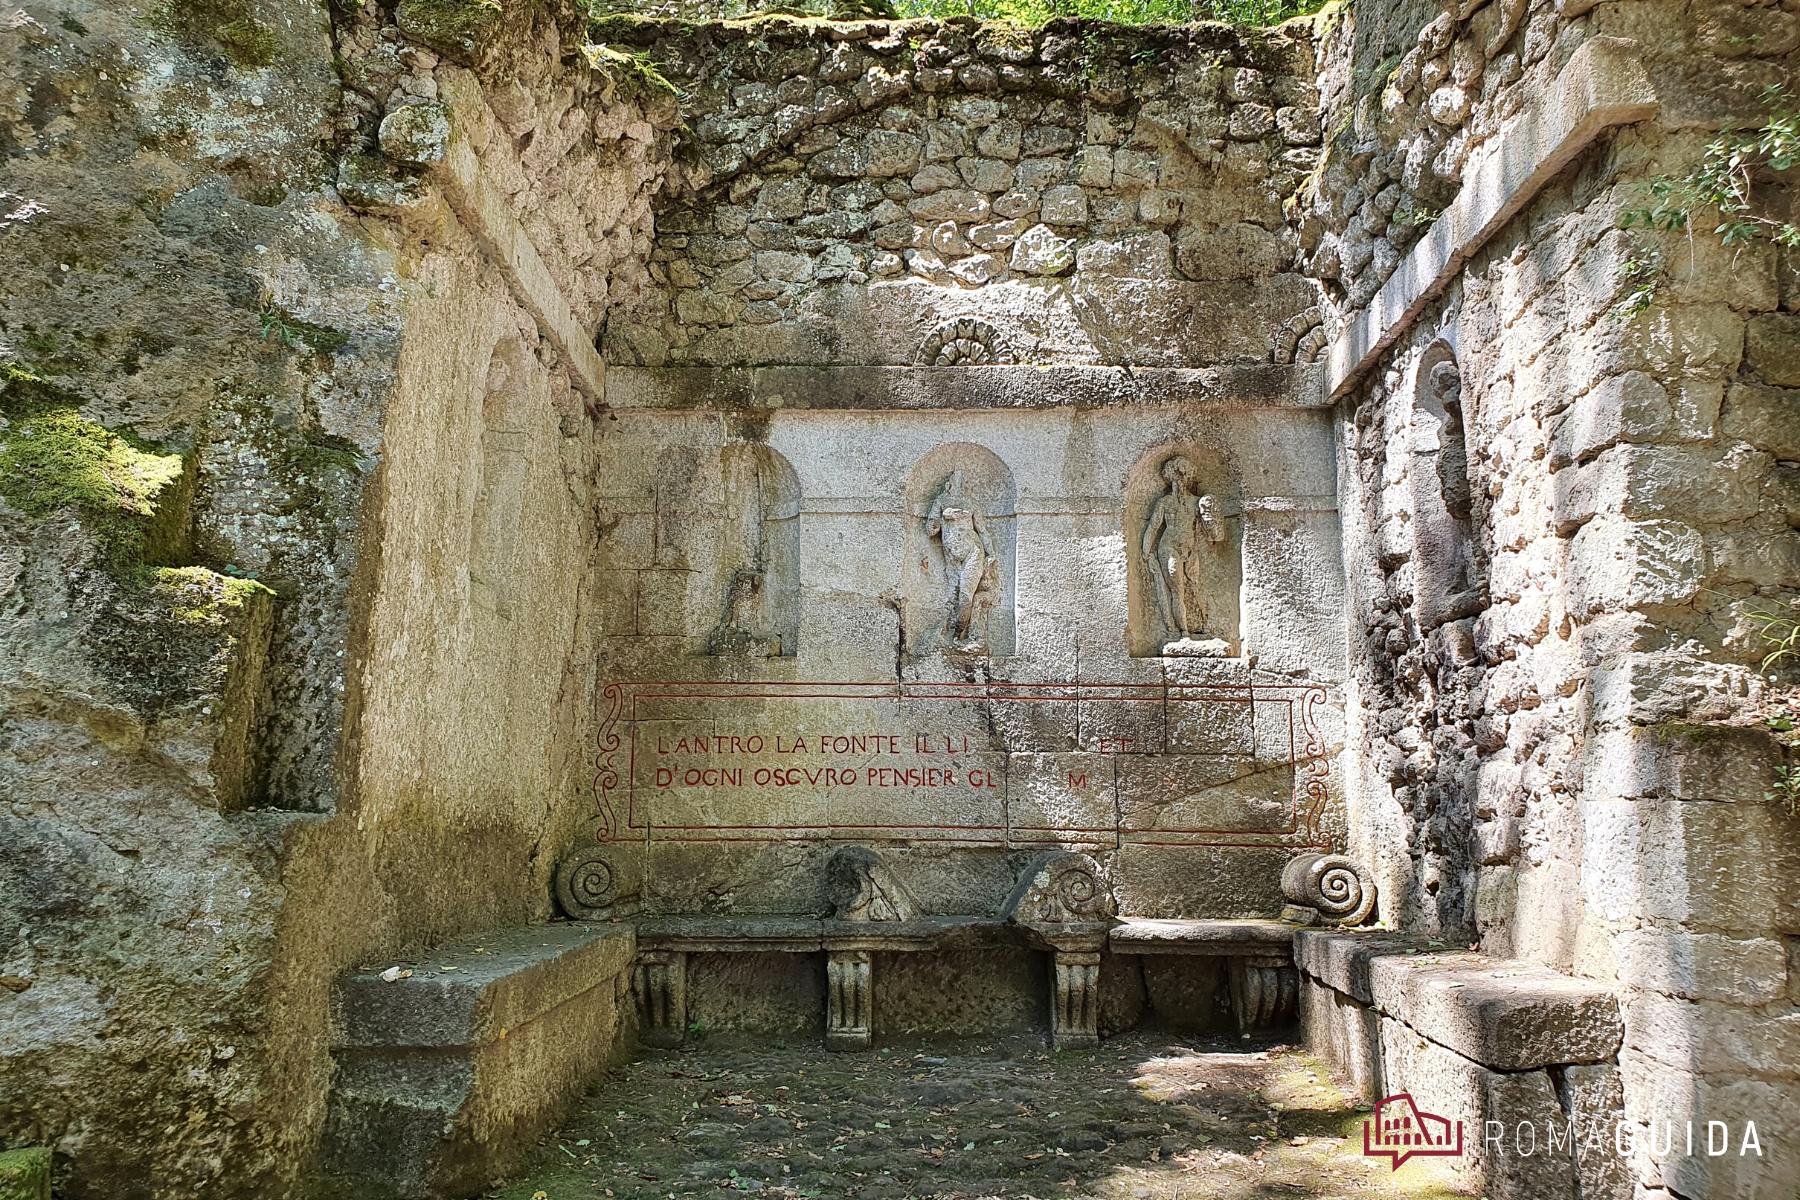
[1003,851,1117,926]
[633,950,687,1049]
[1004,852,1116,1048]
[825,949,873,1051]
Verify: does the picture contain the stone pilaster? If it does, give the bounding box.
[825,950,873,1051]
[1050,951,1101,1049]
[632,950,687,1049]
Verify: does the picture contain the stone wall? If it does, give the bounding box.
[1314,0,1800,1192]
[0,0,674,1194]
[598,14,1321,367]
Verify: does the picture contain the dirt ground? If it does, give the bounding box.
[489,1032,1469,1200]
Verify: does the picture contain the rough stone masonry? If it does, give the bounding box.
[0,0,1795,1196]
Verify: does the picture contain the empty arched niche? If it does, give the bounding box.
[1409,341,1479,630]
[470,335,533,620]
[902,444,1017,659]
[1125,444,1242,658]
[705,443,801,657]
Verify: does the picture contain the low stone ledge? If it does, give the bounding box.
[323,924,635,1199]
[1294,929,1622,1071]
[1109,918,1296,955]
[333,923,635,1049]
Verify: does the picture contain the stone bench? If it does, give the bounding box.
[323,923,635,1199]
[633,915,1015,1050]
[1109,918,1300,1032]
[1294,928,1625,1200]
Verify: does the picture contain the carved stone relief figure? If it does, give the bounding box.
[1410,346,1483,631]
[924,470,1001,652]
[706,444,800,657]
[1142,455,1228,656]
[1125,445,1241,658]
[902,444,1016,660]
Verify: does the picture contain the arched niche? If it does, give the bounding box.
[1409,341,1478,630]
[470,335,533,620]
[902,444,1017,660]
[705,443,801,657]
[1124,444,1243,658]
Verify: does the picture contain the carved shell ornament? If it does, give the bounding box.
[1281,852,1377,926]
[1271,307,1329,365]
[915,318,1017,366]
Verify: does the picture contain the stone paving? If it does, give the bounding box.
[489,1032,1467,1200]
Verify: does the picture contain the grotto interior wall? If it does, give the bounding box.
[1304,0,1800,1191]
[1,0,673,1194]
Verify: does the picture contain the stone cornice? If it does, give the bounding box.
[604,363,1326,411]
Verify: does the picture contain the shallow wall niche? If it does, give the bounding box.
[1408,342,1481,631]
[902,444,1017,659]
[1125,445,1242,658]
[707,443,801,657]
[470,335,533,619]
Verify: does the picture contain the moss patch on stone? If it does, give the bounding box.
[583,43,681,99]
[396,0,503,63]
[260,302,352,353]
[0,1146,50,1200]
[215,16,279,67]
[150,566,276,626]
[0,399,195,569]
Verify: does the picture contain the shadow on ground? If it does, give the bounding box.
[488,1030,1470,1200]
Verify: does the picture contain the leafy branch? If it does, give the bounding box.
[1620,85,1800,250]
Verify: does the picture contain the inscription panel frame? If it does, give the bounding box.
[593,680,1335,851]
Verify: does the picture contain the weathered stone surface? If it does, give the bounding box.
[1294,931,1621,1069]
[1744,312,1800,386]
[1722,381,1800,460]
[1008,224,1076,275]
[1379,1018,1577,1199]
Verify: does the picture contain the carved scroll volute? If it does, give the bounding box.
[825,846,918,922]
[555,845,642,919]
[1281,852,1377,926]
[1003,852,1116,928]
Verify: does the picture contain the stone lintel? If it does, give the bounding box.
[432,69,608,404]
[605,363,1326,411]
[331,924,635,1050]
[1109,918,1298,955]
[1294,930,1622,1071]
[1326,36,1658,401]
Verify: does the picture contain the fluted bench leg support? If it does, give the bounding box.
[826,949,873,1051]
[1230,953,1296,1033]
[634,950,687,1048]
[1051,951,1101,1049]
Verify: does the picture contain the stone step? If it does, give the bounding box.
[322,923,634,1199]
[1294,927,1622,1071]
